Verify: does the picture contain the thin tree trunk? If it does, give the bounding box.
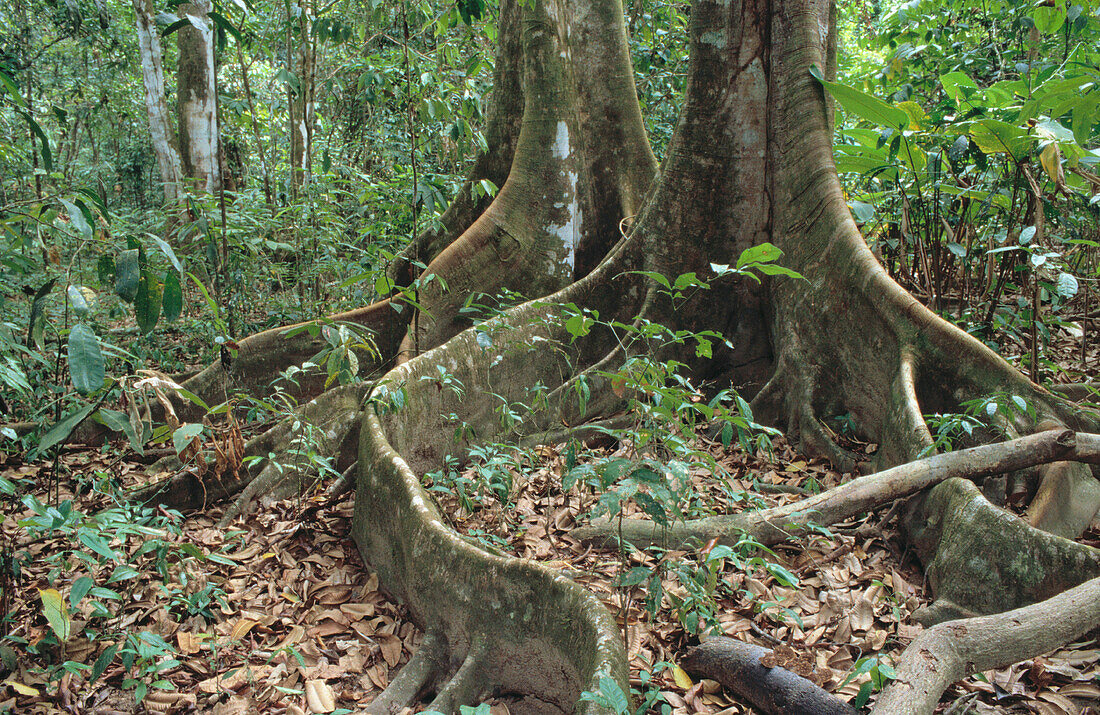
[132,0,185,212]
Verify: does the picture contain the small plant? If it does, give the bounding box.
[842,655,898,708]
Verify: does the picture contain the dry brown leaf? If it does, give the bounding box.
[176,631,205,655]
[229,618,259,642]
[377,633,403,667]
[305,679,336,713]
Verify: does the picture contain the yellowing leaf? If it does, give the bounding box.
[38,588,71,642]
[1040,142,1065,188]
[230,618,259,642]
[672,664,694,689]
[6,679,40,696]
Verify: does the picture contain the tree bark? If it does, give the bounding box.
[132,0,185,209]
[177,0,220,193]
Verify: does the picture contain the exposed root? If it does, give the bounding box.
[322,461,358,501]
[882,352,934,465]
[872,576,1100,715]
[354,406,628,713]
[574,429,1100,549]
[1024,460,1100,538]
[902,477,1100,626]
[750,358,861,473]
[427,635,491,713]
[365,630,448,715]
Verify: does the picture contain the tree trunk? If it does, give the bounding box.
[132,0,185,209]
[287,0,314,197]
[177,0,220,193]
[136,0,1100,710]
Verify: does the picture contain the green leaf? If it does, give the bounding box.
[37,404,96,455]
[736,242,783,269]
[1031,5,1066,34]
[810,66,907,131]
[135,270,162,334]
[150,235,183,273]
[78,530,118,561]
[70,576,94,610]
[162,270,183,322]
[96,408,144,454]
[0,68,24,107]
[18,110,52,172]
[96,254,114,284]
[939,71,980,108]
[91,643,119,682]
[59,198,93,240]
[173,423,204,455]
[969,120,1033,159]
[67,285,92,316]
[1057,272,1079,298]
[68,323,105,395]
[39,588,71,642]
[115,249,140,302]
[598,675,629,714]
[27,278,57,350]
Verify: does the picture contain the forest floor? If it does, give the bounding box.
[3,306,1100,714]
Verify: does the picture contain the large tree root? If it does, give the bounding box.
[871,575,1100,715]
[902,477,1100,626]
[574,429,1100,548]
[680,637,856,715]
[353,409,627,713]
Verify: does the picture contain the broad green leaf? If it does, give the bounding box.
[91,643,119,682]
[848,201,875,222]
[737,242,783,268]
[96,408,144,454]
[1031,5,1066,34]
[162,270,182,322]
[27,278,57,351]
[598,675,629,714]
[69,576,94,610]
[67,323,105,395]
[115,249,140,302]
[173,423,205,455]
[0,68,24,107]
[810,66,907,131]
[59,198,92,240]
[939,71,979,108]
[37,403,96,455]
[135,271,162,334]
[78,530,118,561]
[150,235,182,273]
[39,588,71,642]
[1057,272,1079,298]
[969,120,1033,159]
[67,285,93,316]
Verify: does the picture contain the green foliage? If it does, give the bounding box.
[829,0,1100,374]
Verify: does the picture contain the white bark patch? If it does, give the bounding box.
[547,121,578,272]
[551,120,570,160]
[699,31,727,49]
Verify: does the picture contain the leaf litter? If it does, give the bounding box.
[2,425,1098,714]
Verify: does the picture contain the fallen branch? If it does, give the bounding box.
[680,637,855,715]
[574,429,1100,548]
[871,575,1100,715]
